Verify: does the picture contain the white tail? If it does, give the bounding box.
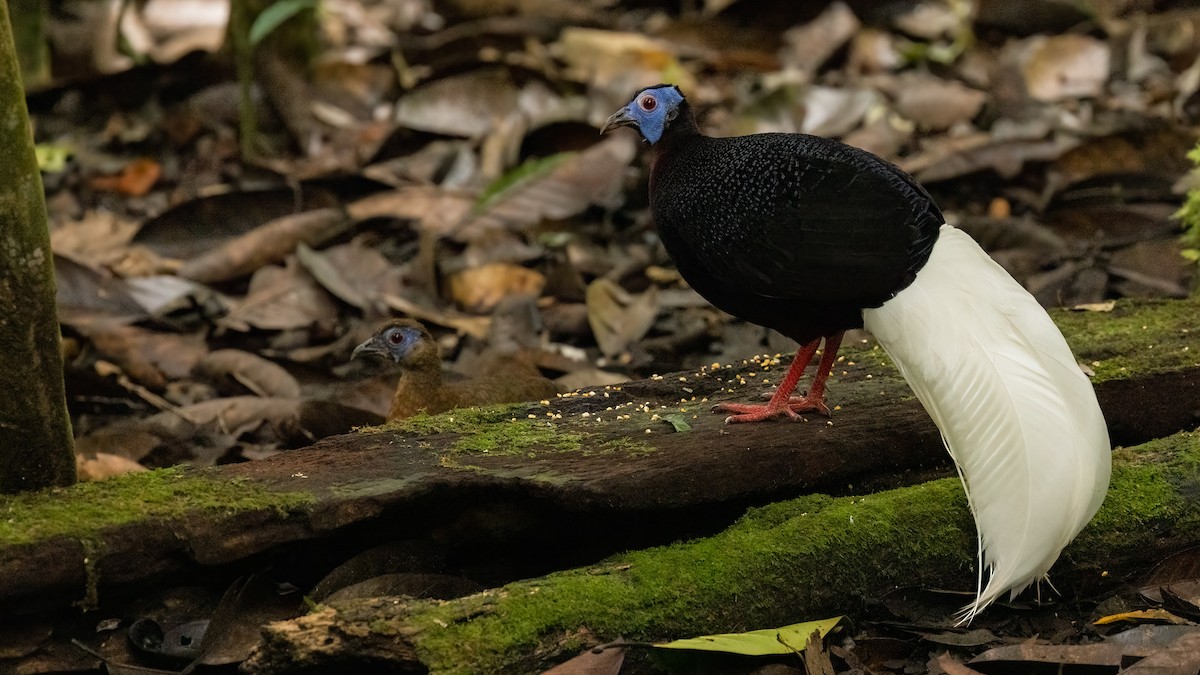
[862,225,1111,623]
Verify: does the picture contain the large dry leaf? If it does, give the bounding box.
[122,275,217,317]
[220,261,339,332]
[295,240,405,311]
[179,207,351,284]
[135,188,341,259]
[49,210,139,267]
[194,349,302,399]
[196,574,303,667]
[780,2,860,76]
[346,186,476,237]
[394,68,522,138]
[455,135,637,240]
[800,86,879,137]
[892,73,986,130]
[586,278,659,358]
[77,323,209,389]
[76,452,147,481]
[447,263,546,314]
[55,255,148,326]
[970,642,1151,669]
[555,28,695,108]
[380,293,491,339]
[902,131,1079,183]
[1122,631,1200,674]
[1014,34,1112,102]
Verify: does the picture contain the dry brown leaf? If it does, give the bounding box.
[295,240,405,311]
[1122,631,1200,674]
[346,186,476,238]
[555,28,695,105]
[447,263,546,314]
[89,158,161,196]
[394,68,522,138]
[49,210,140,268]
[138,396,302,444]
[78,323,209,389]
[970,642,1141,668]
[903,132,1079,183]
[195,349,302,399]
[76,452,147,481]
[55,255,148,326]
[178,207,350,284]
[800,86,879,137]
[540,645,625,675]
[220,261,339,332]
[1016,34,1112,102]
[379,293,491,339]
[75,424,163,462]
[456,135,637,240]
[848,29,903,75]
[586,278,659,358]
[892,74,986,130]
[780,2,860,77]
[934,652,986,675]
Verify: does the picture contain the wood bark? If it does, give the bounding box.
[243,431,1200,674]
[0,0,75,493]
[0,298,1196,671]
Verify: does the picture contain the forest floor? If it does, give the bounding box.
[10,0,1200,672]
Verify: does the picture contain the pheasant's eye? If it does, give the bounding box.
[639,95,657,112]
[387,329,405,345]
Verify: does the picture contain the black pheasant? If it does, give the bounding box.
[602,84,1110,621]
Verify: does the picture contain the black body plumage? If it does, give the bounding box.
[645,99,942,344]
[602,85,1112,622]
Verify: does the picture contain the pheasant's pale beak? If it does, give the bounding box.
[601,107,636,134]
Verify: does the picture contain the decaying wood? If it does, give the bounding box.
[243,431,1200,674]
[0,298,1196,622]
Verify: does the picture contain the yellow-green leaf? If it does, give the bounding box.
[653,616,843,656]
[662,413,692,432]
[35,144,71,173]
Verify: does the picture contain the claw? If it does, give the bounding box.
[714,401,805,424]
[786,396,831,417]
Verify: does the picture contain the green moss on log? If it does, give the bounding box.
[301,431,1199,674]
[0,467,314,547]
[1050,297,1199,382]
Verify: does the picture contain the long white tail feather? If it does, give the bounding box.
[862,226,1111,623]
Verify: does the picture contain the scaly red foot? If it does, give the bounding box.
[713,332,844,425]
[714,399,803,424]
[715,394,830,423]
[785,395,831,417]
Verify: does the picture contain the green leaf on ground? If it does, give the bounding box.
[654,616,844,656]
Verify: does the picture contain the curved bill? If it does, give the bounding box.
[601,108,636,134]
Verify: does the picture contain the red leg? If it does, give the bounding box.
[713,338,821,423]
[783,331,842,416]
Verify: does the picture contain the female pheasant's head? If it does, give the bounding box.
[351,319,439,370]
[601,85,687,145]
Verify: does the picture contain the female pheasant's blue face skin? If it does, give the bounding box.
[378,325,423,362]
[352,323,427,365]
[601,85,685,144]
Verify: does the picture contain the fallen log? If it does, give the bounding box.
[245,430,1200,674]
[0,298,1195,616]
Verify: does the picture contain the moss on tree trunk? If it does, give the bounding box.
[0,0,74,492]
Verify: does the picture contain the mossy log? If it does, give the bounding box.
[242,430,1200,674]
[0,299,1196,619]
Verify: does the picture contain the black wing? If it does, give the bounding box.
[652,133,941,310]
